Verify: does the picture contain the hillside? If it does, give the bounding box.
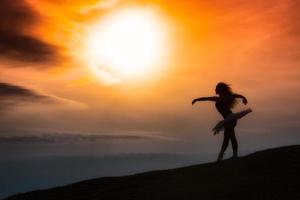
[4,145,300,200]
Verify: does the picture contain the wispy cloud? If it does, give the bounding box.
[0,82,87,111]
[0,82,53,107]
[0,132,177,144]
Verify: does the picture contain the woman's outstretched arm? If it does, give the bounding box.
[192,96,218,105]
[234,94,248,105]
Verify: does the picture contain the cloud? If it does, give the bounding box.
[0,133,176,144]
[0,32,58,64]
[0,82,88,112]
[0,0,58,64]
[0,82,53,108]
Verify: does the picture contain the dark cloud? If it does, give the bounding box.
[0,0,58,64]
[0,0,37,30]
[0,82,53,108]
[0,32,58,63]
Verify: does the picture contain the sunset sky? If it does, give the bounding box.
[1,0,300,158]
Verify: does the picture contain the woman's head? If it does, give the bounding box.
[215,82,232,95]
[215,82,237,108]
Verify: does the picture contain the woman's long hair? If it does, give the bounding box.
[216,82,237,108]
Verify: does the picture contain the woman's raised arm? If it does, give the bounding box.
[234,94,248,105]
[192,96,218,105]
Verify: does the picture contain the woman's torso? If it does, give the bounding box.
[215,95,234,118]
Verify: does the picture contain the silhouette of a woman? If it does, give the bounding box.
[192,82,248,161]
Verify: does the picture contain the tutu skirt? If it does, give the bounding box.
[213,108,252,134]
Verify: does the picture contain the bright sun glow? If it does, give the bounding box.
[84,8,168,82]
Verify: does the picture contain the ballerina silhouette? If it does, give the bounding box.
[192,82,250,161]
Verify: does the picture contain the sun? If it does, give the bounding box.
[84,8,168,82]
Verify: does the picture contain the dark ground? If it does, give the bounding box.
[4,145,300,200]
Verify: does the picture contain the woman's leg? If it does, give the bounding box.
[230,129,238,158]
[217,130,230,161]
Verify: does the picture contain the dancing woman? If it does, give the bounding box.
[192,82,250,161]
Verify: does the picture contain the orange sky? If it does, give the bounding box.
[1,0,300,154]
